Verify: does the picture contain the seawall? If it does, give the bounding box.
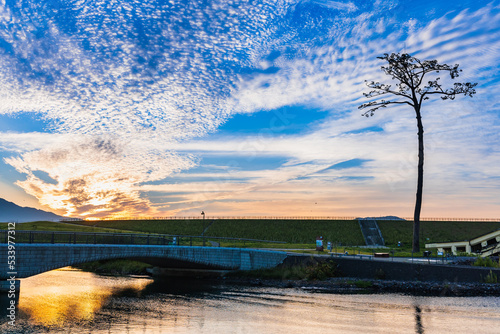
[283,254,500,283]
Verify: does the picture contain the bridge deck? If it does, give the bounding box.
[0,243,288,279]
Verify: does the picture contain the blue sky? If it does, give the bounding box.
[0,0,499,218]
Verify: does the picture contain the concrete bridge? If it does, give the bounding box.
[0,243,288,280]
[0,230,288,291]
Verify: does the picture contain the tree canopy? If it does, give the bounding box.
[359,53,477,117]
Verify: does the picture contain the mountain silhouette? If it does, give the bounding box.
[0,198,63,223]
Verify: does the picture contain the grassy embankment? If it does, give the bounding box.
[68,219,364,250]
[4,219,499,276]
[4,219,499,255]
[378,220,500,255]
[68,218,500,255]
[0,221,135,233]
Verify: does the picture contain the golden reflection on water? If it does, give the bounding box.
[18,267,153,326]
[11,270,500,334]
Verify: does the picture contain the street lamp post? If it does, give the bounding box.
[201,211,205,246]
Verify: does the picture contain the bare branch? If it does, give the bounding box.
[359,52,477,114]
[364,80,412,100]
[358,99,414,117]
[419,81,477,104]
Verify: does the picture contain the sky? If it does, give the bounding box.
[0,0,499,219]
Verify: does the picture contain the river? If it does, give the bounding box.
[1,268,500,333]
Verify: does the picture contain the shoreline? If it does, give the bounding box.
[72,258,500,297]
[75,267,500,297]
[215,275,500,297]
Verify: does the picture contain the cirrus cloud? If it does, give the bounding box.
[0,0,499,218]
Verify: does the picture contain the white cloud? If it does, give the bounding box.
[0,132,70,153]
[161,91,500,217]
[4,135,195,217]
[0,1,499,218]
[174,2,500,217]
[0,0,294,140]
[0,0,293,215]
[310,0,358,12]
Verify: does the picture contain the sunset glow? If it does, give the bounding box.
[0,1,499,218]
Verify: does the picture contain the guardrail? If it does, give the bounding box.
[0,230,286,247]
[59,216,500,222]
[61,216,358,221]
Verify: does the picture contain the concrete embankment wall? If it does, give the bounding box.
[283,254,500,283]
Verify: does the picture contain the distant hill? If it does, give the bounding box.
[0,198,64,223]
[357,216,406,221]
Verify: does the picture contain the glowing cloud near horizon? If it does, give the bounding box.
[0,0,499,218]
[4,137,195,216]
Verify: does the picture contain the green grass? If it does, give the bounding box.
[473,257,500,268]
[0,221,134,233]
[67,219,365,245]
[76,219,207,236]
[5,219,499,255]
[205,219,364,244]
[483,270,498,284]
[350,280,373,288]
[378,220,500,250]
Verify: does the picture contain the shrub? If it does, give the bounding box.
[483,270,498,284]
[305,261,342,281]
[353,280,373,288]
[374,268,386,280]
[473,257,499,268]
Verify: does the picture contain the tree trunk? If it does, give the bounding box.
[413,107,424,253]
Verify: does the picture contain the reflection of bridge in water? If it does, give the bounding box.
[0,230,288,289]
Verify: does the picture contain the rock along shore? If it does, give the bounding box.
[216,276,500,297]
[212,254,500,297]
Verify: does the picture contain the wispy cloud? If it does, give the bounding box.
[0,1,499,217]
[4,135,194,217]
[310,0,358,12]
[0,0,292,139]
[0,0,293,215]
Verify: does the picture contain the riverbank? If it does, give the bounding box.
[214,255,500,296]
[216,275,500,297]
[71,257,500,297]
[285,253,500,283]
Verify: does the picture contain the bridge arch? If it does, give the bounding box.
[1,244,288,279]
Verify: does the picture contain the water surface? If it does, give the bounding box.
[1,268,500,333]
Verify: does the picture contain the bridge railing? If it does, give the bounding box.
[0,230,286,247]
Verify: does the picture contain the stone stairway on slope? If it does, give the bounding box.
[358,218,385,246]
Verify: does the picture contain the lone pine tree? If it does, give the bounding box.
[359,53,477,252]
